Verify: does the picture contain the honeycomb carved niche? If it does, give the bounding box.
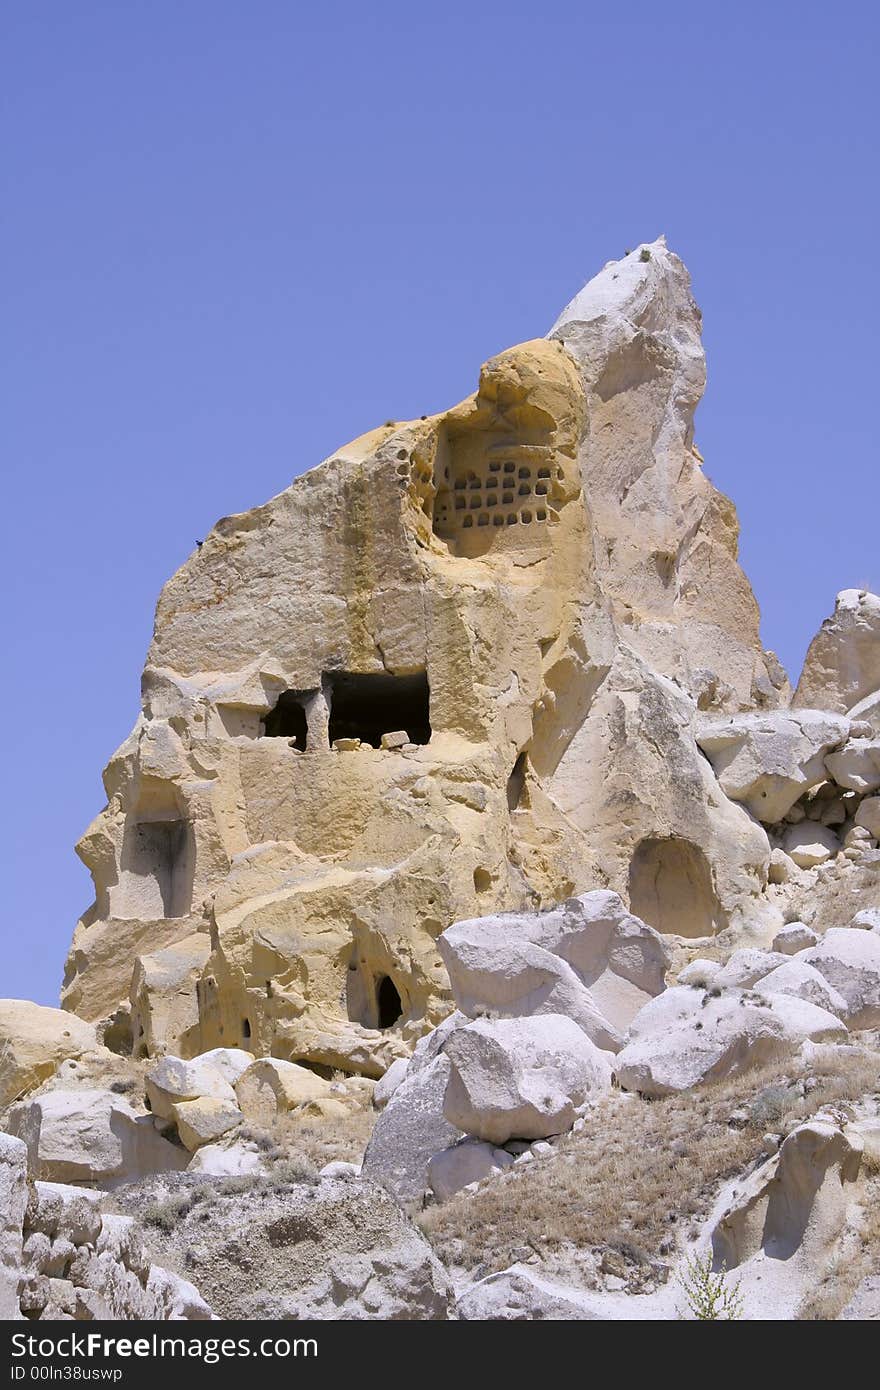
[428,341,584,558]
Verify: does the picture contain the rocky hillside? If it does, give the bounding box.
[1,241,878,1321]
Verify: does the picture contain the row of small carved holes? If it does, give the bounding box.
[451,465,553,488]
[460,509,547,527]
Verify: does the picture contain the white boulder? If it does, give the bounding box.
[854,797,880,840]
[234,1057,331,1122]
[850,908,880,933]
[848,687,880,734]
[172,1096,244,1152]
[6,1089,189,1184]
[438,891,669,1054]
[677,959,721,987]
[710,1117,863,1320]
[798,927,880,1027]
[782,822,840,868]
[187,1140,265,1177]
[615,992,846,1097]
[443,1014,613,1144]
[0,1002,99,1109]
[695,710,849,823]
[428,1138,514,1201]
[372,1058,409,1111]
[825,739,880,794]
[755,959,849,1017]
[1,1135,28,1319]
[146,1049,253,1121]
[772,923,819,955]
[713,948,788,990]
[456,1264,607,1319]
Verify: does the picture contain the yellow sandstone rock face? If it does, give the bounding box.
[63,241,781,1074]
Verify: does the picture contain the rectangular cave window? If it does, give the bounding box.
[124,819,193,918]
[325,670,431,748]
[261,690,313,750]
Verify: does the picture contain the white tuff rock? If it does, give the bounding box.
[438,891,669,1053]
[443,1014,613,1144]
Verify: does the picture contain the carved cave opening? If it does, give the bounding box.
[628,836,727,938]
[261,690,312,750]
[118,818,194,920]
[507,752,528,811]
[325,670,431,748]
[377,975,403,1030]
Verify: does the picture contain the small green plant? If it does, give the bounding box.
[639,247,652,262]
[678,1250,744,1320]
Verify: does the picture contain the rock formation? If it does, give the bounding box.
[62,239,786,1076]
[2,238,879,1322]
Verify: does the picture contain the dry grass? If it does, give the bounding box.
[244,1098,376,1171]
[418,1050,879,1286]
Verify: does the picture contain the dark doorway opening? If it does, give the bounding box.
[325,670,431,748]
[261,691,311,749]
[376,975,403,1029]
[507,752,528,811]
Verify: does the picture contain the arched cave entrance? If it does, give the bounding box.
[376,975,403,1030]
[628,836,727,938]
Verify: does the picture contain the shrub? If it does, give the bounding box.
[678,1251,744,1320]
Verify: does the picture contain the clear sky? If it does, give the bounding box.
[2,3,877,1005]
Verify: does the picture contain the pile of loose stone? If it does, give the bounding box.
[0,1135,212,1320]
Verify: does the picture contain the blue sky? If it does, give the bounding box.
[3,3,877,1004]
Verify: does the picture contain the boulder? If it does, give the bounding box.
[372,1057,409,1110]
[850,908,880,933]
[127,1177,453,1319]
[0,1001,99,1108]
[361,1055,461,1202]
[456,1264,608,1319]
[143,1266,214,1320]
[427,1138,514,1201]
[782,822,841,868]
[624,985,704,1039]
[615,993,846,1097]
[755,960,849,1017]
[319,1161,360,1180]
[798,927,880,1027]
[27,1182,103,1245]
[855,798,880,840]
[172,1096,243,1152]
[443,1014,613,1144]
[713,948,788,990]
[695,710,849,823]
[825,739,880,794]
[772,923,819,955]
[187,1140,265,1177]
[768,847,800,884]
[677,959,721,987]
[234,1057,332,1122]
[0,1135,28,1319]
[847,687,880,734]
[794,589,880,714]
[146,1049,253,1120]
[438,891,669,1053]
[6,1089,189,1184]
